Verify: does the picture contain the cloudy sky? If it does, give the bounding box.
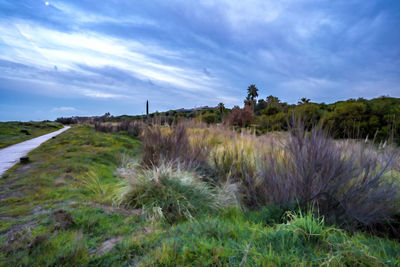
[0,0,399,121]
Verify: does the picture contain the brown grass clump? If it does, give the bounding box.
[140,123,209,168]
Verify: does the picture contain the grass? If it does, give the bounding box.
[0,121,63,148]
[116,162,237,223]
[0,125,144,266]
[138,208,400,266]
[1,122,399,266]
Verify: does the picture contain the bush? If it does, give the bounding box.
[253,119,400,226]
[202,113,219,124]
[224,106,254,127]
[116,162,237,223]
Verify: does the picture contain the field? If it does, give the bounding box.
[0,121,63,149]
[0,123,399,266]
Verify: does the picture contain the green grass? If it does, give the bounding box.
[0,125,144,266]
[0,121,63,148]
[0,125,399,266]
[139,209,400,266]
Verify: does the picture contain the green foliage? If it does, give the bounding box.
[201,112,219,124]
[61,96,400,145]
[254,96,400,144]
[291,103,323,129]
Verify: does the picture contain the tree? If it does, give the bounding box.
[298,97,310,105]
[245,84,259,111]
[266,95,280,106]
[218,102,225,113]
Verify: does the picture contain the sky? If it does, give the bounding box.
[0,0,399,121]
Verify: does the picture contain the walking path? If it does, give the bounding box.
[0,126,70,176]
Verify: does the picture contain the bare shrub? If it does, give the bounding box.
[253,119,400,226]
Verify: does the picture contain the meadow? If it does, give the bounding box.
[0,121,63,148]
[0,121,399,266]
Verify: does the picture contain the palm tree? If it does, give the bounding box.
[298,97,311,105]
[246,84,259,110]
[218,102,225,113]
[247,84,258,101]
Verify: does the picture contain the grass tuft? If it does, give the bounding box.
[116,162,237,223]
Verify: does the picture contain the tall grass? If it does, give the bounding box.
[116,162,237,223]
[140,123,209,168]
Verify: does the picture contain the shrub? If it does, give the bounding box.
[224,106,254,127]
[202,113,219,124]
[116,162,237,223]
[253,119,400,226]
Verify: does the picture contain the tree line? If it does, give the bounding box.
[57,84,400,145]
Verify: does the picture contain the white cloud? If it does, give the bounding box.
[81,89,127,99]
[201,0,284,27]
[51,1,156,26]
[51,106,77,112]
[0,19,222,95]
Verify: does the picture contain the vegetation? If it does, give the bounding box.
[1,120,399,266]
[0,121,63,148]
[60,94,400,146]
[116,162,236,223]
[0,125,141,265]
[141,209,400,266]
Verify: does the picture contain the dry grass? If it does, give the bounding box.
[134,119,400,227]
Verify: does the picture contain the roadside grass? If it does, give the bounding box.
[0,125,146,266]
[0,121,63,148]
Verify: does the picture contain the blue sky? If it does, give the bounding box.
[0,0,399,121]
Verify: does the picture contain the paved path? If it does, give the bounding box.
[0,126,70,176]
